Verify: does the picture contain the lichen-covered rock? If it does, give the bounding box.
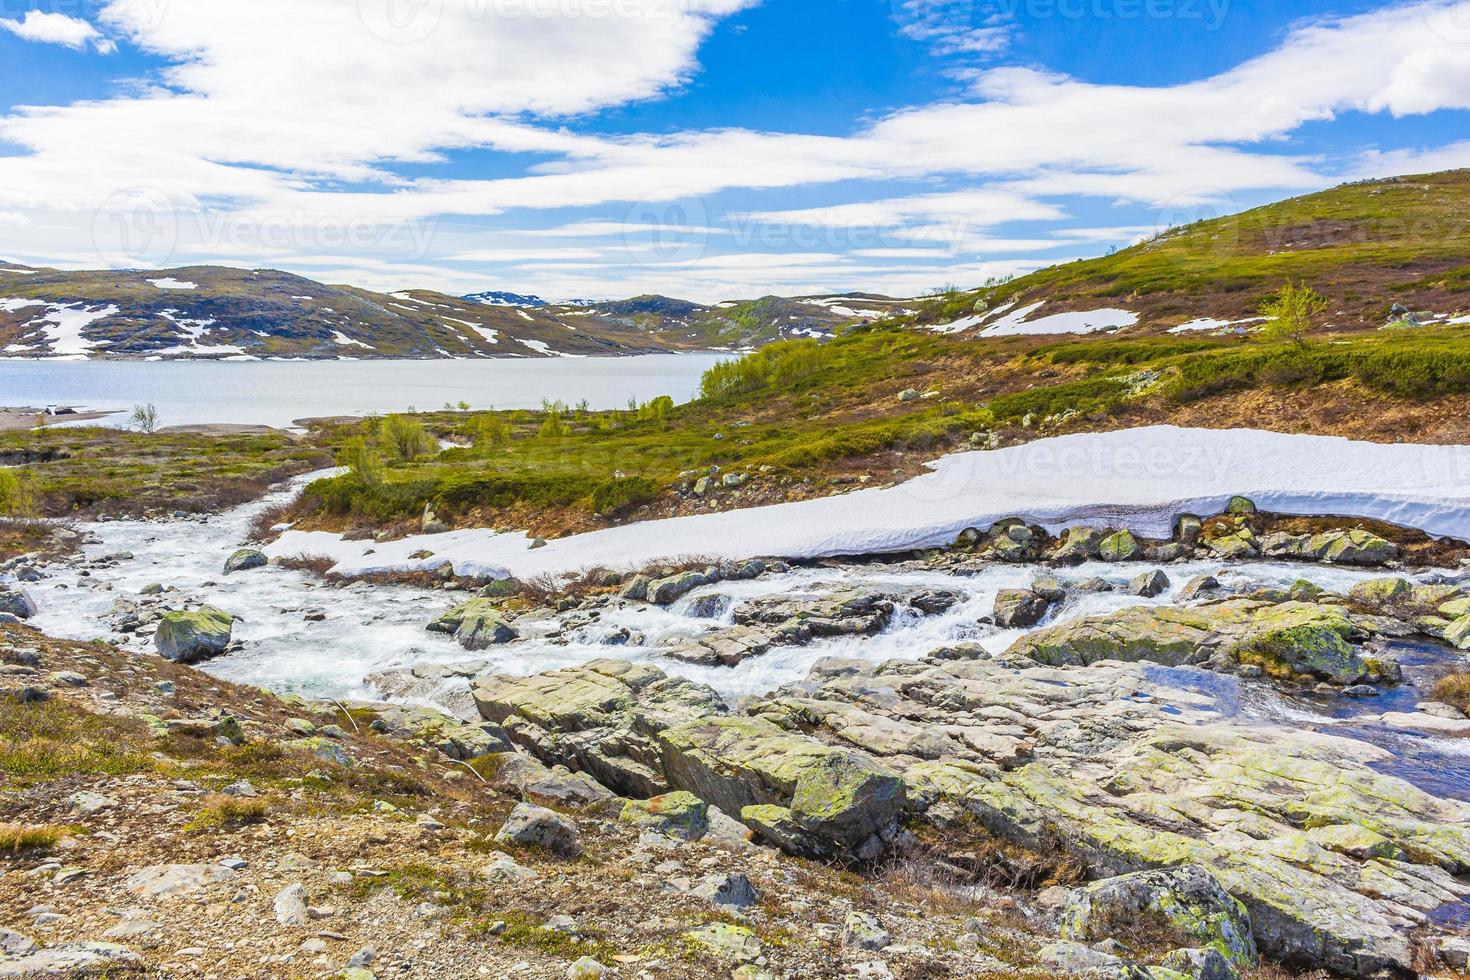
[1180,575,1221,602]
[1175,514,1204,545]
[154,606,234,663]
[0,589,37,620]
[1445,614,1470,651]
[428,598,519,650]
[648,571,709,605]
[1052,527,1102,563]
[789,751,905,860]
[1205,528,1258,560]
[1061,865,1258,968]
[619,791,709,840]
[993,589,1051,628]
[1099,530,1143,562]
[0,941,143,977]
[1347,577,1413,612]
[223,548,268,574]
[494,802,582,857]
[684,922,762,963]
[1007,599,1372,683]
[1225,496,1257,515]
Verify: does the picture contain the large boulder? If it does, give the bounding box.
[648,571,709,605]
[1060,865,1258,969]
[993,589,1051,628]
[1262,530,1398,566]
[154,606,235,663]
[1007,599,1373,683]
[223,548,268,574]
[1098,530,1143,562]
[619,791,709,840]
[494,802,581,857]
[1052,527,1101,563]
[788,751,905,860]
[0,589,37,620]
[428,598,519,650]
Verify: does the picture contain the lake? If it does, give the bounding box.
[0,354,728,429]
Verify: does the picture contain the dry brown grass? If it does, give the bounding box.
[1432,672,1470,714]
[0,823,66,855]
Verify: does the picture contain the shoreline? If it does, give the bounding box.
[0,406,119,432]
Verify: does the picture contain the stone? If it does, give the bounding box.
[1129,570,1170,598]
[421,503,449,535]
[1175,514,1204,546]
[1160,947,1238,980]
[427,599,519,650]
[789,751,905,857]
[68,791,117,815]
[0,930,37,957]
[274,883,310,926]
[0,942,143,977]
[125,864,237,900]
[619,792,709,841]
[566,958,613,979]
[1180,575,1220,601]
[1225,496,1256,515]
[1052,527,1101,563]
[0,590,37,620]
[684,923,762,963]
[1098,530,1143,562]
[992,590,1051,628]
[843,911,890,952]
[648,571,709,605]
[1206,528,1258,560]
[494,803,582,857]
[223,549,268,574]
[692,872,759,910]
[481,852,539,884]
[1060,865,1258,968]
[154,606,235,664]
[1347,577,1412,612]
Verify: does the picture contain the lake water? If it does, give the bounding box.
[0,354,728,429]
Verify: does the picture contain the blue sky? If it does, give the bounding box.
[1,0,1468,301]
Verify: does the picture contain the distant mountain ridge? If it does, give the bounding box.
[0,264,904,360]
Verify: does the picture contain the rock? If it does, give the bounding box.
[1205,528,1258,560]
[125,864,237,900]
[1098,530,1143,562]
[789,751,905,859]
[1007,599,1372,684]
[619,575,651,601]
[481,852,539,884]
[223,549,267,574]
[1060,865,1258,968]
[421,503,449,535]
[1052,527,1101,563]
[619,792,709,840]
[348,946,376,968]
[648,571,709,605]
[0,942,143,977]
[566,958,612,979]
[898,388,920,402]
[1347,577,1412,612]
[68,791,117,815]
[1129,570,1170,598]
[494,803,582,857]
[0,590,38,620]
[154,606,235,664]
[1160,947,1238,980]
[1074,577,1113,593]
[1175,514,1204,546]
[0,929,37,956]
[1225,496,1256,515]
[992,589,1051,628]
[685,923,762,963]
[427,599,519,650]
[1444,614,1470,650]
[1180,575,1220,601]
[842,911,890,952]
[664,625,774,667]
[273,883,310,926]
[49,671,87,688]
[692,872,759,910]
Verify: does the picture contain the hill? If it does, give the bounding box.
[0,264,904,360]
[907,170,1470,336]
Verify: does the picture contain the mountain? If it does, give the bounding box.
[907,170,1470,335]
[0,266,906,359]
[463,290,548,308]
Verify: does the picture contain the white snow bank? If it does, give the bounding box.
[1169,317,1265,334]
[979,302,1138,338]
[265,426,1470,582]
[148,278,198,290]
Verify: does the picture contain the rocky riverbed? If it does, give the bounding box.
[5,479,1470,977]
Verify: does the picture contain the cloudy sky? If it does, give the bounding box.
[1,0,1469,301]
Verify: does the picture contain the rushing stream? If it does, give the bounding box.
[14,472,1470,803]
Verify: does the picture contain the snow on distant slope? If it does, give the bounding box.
[465,290,547,308]
[267,427,1470,581]
[6,303,119,358]
[148,278,198,291]
[978,302,1138,337]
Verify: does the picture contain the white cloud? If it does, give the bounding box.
[0,11,115,52]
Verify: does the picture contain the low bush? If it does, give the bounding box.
[591,476,658,516]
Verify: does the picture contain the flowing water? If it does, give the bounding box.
[14,473,1470,802]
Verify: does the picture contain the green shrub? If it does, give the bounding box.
[987,377,1131,421]
[378,415,436,463]
[699,339,833,399]
[591,476,658,516]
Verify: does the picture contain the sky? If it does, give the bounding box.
[0,0,1468,303]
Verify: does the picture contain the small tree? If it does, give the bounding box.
[471,414,511,448]
[129,403,159,433]
[377,414,435,463]
[1259,280,1329,348]
[338,437,384,487]
[0,468,38,518]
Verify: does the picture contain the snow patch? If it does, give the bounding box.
[978,302,1138,337]
[331,330,375,350]
[147,278,198,291]
[266,426,1470,582]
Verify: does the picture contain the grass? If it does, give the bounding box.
[183,795,269,834]
[0,823,67,855]
[0,698,158,787]
[1432,672,1470,714]
[0,425,329,518]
